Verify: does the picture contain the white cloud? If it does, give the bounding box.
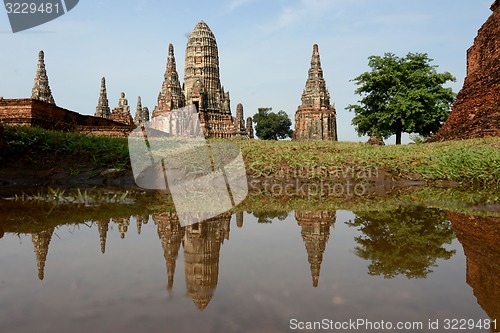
[261,0,366,33]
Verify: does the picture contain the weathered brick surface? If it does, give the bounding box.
[0,122,4,151]
[153,22,251,139]
[448,212,499,323]
[0,98,134,137]
[430,1,500,141]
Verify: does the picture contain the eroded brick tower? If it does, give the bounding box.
[154,43,185,117]
[184,21,234,138]
[31,50,55,105]
[294,44,337,141]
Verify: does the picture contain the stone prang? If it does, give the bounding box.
[233,103,246,137]
[154,43,185,117]
[134,96,150,126]
[151,21,253,139]
[95,77,111,119]
[31,50,55,105]
[294,44,337,141]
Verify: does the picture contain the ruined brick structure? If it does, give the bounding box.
[133,96,150,126]
[246,117,254,139]
[0,122,4,152]
[429,1,500,141]
[152,21,253,139]
[234,103,246,137]
[0,98,134,137]
[31,50,55,105]
[2,26,256,139]
[0,52,134,137]
[153,43,186,117]
[295,211,336,288]
[367,134,385,146]
[448,212,499,324]
[294,44,338,141]
[94,77,111,119]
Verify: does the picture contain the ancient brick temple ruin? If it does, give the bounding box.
[94,77,111,119]
[294,44,338,141]
[31,50,55,105]
[151,21,253,139]
[134,96,150,127]
[429,1,500,141]
[0,52,134,137]
[1,22,254,139]
[110,92,134,126]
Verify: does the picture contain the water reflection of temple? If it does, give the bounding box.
[31,228,55,280]
[29,211,339,306]
[449,212,500,325]
[154,212,231,310]
[295,211,336,287]
[155,213,184,291]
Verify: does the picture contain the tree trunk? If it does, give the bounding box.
[396,131,402,145]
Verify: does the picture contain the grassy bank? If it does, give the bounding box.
[1,126,499,187]
[238,138,500,187]
[2,185,498,234]
[1,126,129,170]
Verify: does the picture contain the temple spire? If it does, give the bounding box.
[96,220,109,254]
[153,43,185,117]
[31,228,55,280]
[154,213,184,292]
[296,212,336,288]
[95,77,111,118]
[294,44,337,141]
[31,50,55,105]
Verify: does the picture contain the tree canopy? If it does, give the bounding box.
[252,107,293,140]
[347,206,455,279]
[347,52,456,144]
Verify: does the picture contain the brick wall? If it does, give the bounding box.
[0,98,134,137]
[430,3,500,141]
[0,122,4,151]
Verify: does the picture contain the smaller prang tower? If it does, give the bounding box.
[31,50,55,105]
[95,77,111,118]
[294,44,337,141]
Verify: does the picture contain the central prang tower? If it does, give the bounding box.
[183,21,233,137]
[151,21,253,139]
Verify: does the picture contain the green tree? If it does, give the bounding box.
[347,206,456,279]
[253,107,293,140]
[347,53,456,144]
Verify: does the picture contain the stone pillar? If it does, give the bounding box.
[246,117,254,139]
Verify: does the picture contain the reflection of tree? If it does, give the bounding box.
[251,211,288,224]
[347,206,455,279]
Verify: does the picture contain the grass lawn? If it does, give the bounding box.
[1,126,499,188]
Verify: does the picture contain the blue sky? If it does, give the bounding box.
[0,0,494,142]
